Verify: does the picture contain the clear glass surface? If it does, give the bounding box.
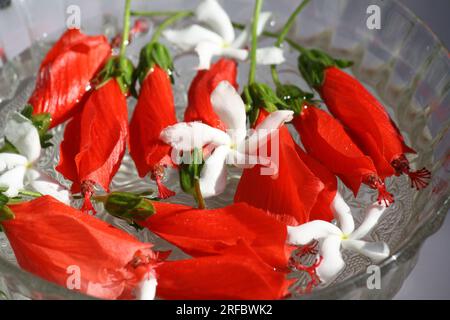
[0,0,448,300]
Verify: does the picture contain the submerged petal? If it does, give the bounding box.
[196,0,235,44]
[210,81,247,143]
[316,235,345,283]
[342,239,390,263]
[330,192,355,235]
[163,25,223,51]
[287,220,342,246]
[160,122,231,151]
[200,145,230,198]
[4,112,41,162]
[350,202,387,240]
[256,47,285,65]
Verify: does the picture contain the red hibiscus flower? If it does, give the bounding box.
[129,63,177,199]
[3,196,156,300]
[184,58,238,130]
[319,66,430,189]
[28,29,111,128]
[293,105,394,206]
[56,79,129,213]
[234,109,324,225]
[139,201,293,270]
[298,49,430,190]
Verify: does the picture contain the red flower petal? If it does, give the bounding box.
[320,67,415,179]
[156,241,293,300]
[140,201,292,270]
[4,196,153,300]
[29,29,111,127]
[235,110,323,226]
[293,105,379,197]
[184,58,238,130]
[56,79,128,194]
[129,66,177,178]
[295,145,337,222]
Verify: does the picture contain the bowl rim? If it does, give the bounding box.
[0,0,449,300]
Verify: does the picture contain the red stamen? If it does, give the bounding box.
[391,155,431,190]
[151,167,175,199]
[81,180,96,215]
[290,241,323,294]
[364,175,394,207]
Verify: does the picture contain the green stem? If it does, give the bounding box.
[151,11,194,43]
[193,178,206,210]
[248,0,264,85]
[271,0,310,86]
[131,10,193,17]
[18,190,42,198]
[119,0,132,58]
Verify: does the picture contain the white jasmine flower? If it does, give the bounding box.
[0,112,70,204]
[135,273,157,300]
[287,192,390,284]
[160,81,293,198]
[163,0,285,69]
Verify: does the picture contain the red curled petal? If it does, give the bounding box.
[184,58,238,130]
[156,241,293,300]
[29,29,111,127]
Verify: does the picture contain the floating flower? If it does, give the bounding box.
[56,79,129,213]
[28,29,111,128]
[3,196,157,300]
[163,0,285,69]
[160,81,294,198]
[287,200,389,283]
[184,58,238,129]
[293,105,394,206]
[0,112,69,203]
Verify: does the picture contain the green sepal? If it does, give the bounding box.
[94,56,135,95]
[276,84,314,115]
[0,139,19,154]
[0,193,15,224]
[21,105,52,149]
[135,42,174,86]
[298,49,353,88]
[179,148,204,196]
[102,192,155,229]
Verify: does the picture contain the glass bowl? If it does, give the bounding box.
[0,0,449,300]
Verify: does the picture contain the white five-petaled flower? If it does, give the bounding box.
[160,81,294,198]
[163,0,285,70]
[0,112,70,204]
[287,192,390,284]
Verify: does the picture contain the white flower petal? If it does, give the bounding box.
[316,235,345,284]
[5,112,41,162]
[228,150,271,169]
[241,110,294,155]
[350,202,387,240]
[210,81,247,143]
[163,25,223,51]
[195,41,223,70]
[330,192,355,235]
[220,47,248,61]
[0,165,26,197]
[287,220,342,246]
[196,0,235,44]
[256,47,285,65]
[25,169,71,205]
[135,273,157,300]
[0,153,28,172]
[342,239,390,263]
[232,11,272,48]
[160,122,231,152]
[199,145,230,198]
